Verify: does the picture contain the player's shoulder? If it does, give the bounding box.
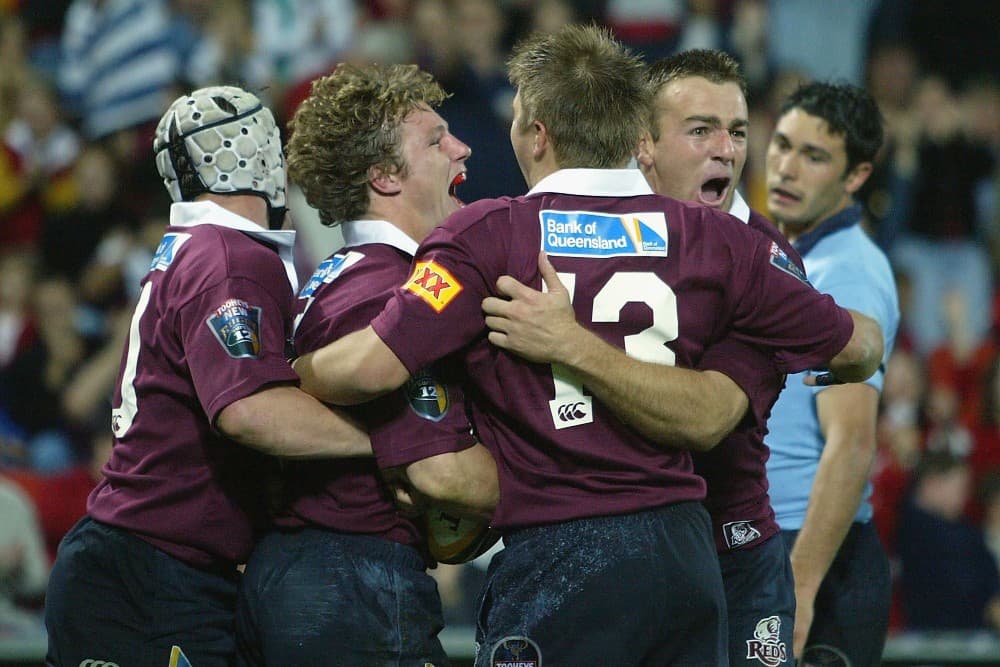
[442,197,516,234]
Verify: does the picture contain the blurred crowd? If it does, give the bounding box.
[0,0,997,643]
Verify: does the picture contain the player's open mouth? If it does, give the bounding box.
[769,186,800,205]
[449,172,466,205]
[699,177,730,207]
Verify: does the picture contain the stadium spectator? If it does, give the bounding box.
[764,81,899,664]
[897,451,1000,631]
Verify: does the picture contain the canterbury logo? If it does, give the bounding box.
[557,402,588,421]
[79,661,120,667]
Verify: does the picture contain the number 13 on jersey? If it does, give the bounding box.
[548,271,678,430]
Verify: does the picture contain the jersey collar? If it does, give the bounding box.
[792,203,862,257]
[526,168,655,198]
[728,190,751,223]
[168,200,299,292]
[341,219,419,257]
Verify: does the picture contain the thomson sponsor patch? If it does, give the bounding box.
[149,233,191,272]
[298,251,365,298]
[404,260,463,312]
[540,210,668,258]
[490,636,541,667]
[405,369,450,422]
[769,242,808,284]
[206,298,262,358]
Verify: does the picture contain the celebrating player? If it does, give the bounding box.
[294,25,882,665]
[44,86,370,667]
[235,63,498,666]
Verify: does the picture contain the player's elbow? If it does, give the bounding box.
[406,448,499,518]
[829,311,884,383]
[216,392,272,447]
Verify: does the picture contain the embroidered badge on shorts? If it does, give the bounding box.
[206,298,262,358]
[746,616,788,666]
[405,369,450,422]
[490,636,541,667]
[723,520,763,549]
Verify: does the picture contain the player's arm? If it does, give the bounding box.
[216,385,372,458]
[293,325,410,405]
[483,252,747,451]
[395,444,499,519]
[786,381,880,657]
[823,310,883,383]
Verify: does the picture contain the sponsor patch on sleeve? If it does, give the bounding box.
[540,210,668,258]
[149,232,191,272]
[403,260,463,313]
[404,368,450,422]
[206,298,263,358]
[298,251,365,299]
[769,242,809,284]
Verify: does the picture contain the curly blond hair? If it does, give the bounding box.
[286,63,447,226]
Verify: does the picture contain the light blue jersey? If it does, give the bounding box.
[766,204,899,530]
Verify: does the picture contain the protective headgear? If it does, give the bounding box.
[153,86,287,229]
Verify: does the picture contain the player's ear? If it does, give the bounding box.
[369,164,402,196]
[843,161,873,196]
[636,131,654,169]
[532,120,549,158]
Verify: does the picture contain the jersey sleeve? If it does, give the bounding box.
[371,210,504,373]
[727,228,853,375]
[366,364,477,469]
[178,275,298,424]
[698,338,785,431]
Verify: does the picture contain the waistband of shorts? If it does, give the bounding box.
[285,526,428,570]
[87,517,241,579]
[502,501,703,547]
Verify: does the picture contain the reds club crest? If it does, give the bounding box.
[746,615,788,666]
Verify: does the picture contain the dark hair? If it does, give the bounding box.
[780,81,884,173]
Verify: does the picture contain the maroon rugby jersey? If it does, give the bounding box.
[371,169,853,531]
[277,220,476,551]
[89,201,300,568]
[694,203,806,552]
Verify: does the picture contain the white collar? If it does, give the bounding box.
[341,219,419,257]
[168,200,299,292]
[728,190,751,224]
[526,168,655,198]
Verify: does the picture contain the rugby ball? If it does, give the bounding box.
[424,505,500,565]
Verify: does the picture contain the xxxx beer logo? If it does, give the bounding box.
[405,260,463,312]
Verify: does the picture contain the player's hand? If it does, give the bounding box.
[381,466,424,518]
[482,251,580,364]
[803,371,844,387]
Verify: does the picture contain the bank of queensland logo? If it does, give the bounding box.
[299,251,365,299]
[206,298,262,359]
[168,645,192,667]
[149,232,191,272]
[490,636,541,667]
[540,210,668,258]
[405,368,450,422]
[404,260,463,313]
[746,616,788,666]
